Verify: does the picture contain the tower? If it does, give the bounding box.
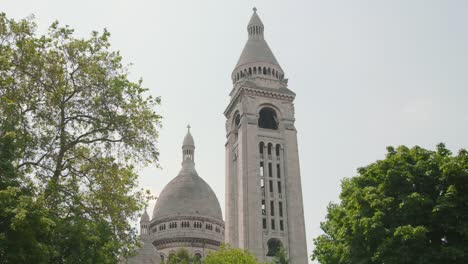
[224,8,308,263]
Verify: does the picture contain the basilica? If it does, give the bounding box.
[126,8,307,264]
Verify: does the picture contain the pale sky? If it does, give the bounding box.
[3,1,468,263]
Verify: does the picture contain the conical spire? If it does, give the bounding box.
[140,209,149,222]
[232,8,284,84]
[247,7,264,40]
[182,125,195,163]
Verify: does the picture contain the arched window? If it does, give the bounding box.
[263,67,267,75]
[266,238,283,256]
[258,66,261,73]
[259,142,264,154]
[194,253,202,261]
[253,67,257,74]
[267,143,272,155]
[258,107,278,130]
[276,144,281,156]
[234,113,240,128]
[249,67,252,75]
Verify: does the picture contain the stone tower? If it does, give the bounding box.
[224,8,308,263]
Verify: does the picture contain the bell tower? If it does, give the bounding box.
[224,8,308,263]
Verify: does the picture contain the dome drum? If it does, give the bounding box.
[232,63,285,84]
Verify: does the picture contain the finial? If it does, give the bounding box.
[253,7,257,13]
[187,124,191,132]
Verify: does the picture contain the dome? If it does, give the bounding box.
[182,132,194,147]
[152,164,223,221]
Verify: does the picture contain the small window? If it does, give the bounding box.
[270,201,275,216]
[268,143,272,155]
[280,220,284,231]
[262,218,267,229]
[276,144,280,156]
[259,142,264,154]
[276,164,281,178]
[234,114,240,128]
[262,200,266,215]
[277,181,282,193]
[271,219,275,230]
[269,180,273,192]
[260,162,264,176]
[268,163,272,177]
[279,202,283,217]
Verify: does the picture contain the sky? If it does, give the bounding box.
[3,0,468,263]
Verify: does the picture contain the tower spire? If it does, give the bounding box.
[182,125,195,163]
[231,8,285,85]
[247,7,264,40]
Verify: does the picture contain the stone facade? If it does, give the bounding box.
[224,8,308,264]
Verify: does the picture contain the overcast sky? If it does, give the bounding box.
[3,0,468,263]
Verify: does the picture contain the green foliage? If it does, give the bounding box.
[272,247,289,264]
[163,248,200,264]
[0,13,161,263]
[312,144,468,264]
[204,245,263,264]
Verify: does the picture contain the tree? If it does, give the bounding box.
[272,247,289,264]
[204,245,263,264]
[164,248,200,264]
[312,144,468,264]
[0,13,161,263]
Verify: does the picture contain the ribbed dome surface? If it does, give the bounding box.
[152,164,223,221]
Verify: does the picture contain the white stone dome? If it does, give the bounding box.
[152,165,223,221]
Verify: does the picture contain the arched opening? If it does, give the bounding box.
[253,67,257,74]
[160,254,165,262]
[263,67,267,75]
[234,114,240,128]
[249,67,252,75]
[266,238,283,257]
[258,66,261,73]
[259,142,264,154]
[258,107,278,130]
[276,144,281,156]
[194,253,202,261]
[267,143,272,155]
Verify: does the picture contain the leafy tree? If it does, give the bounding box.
[0,13,161,263]
[272,247,289,264]
[165,248,198,264]
[204,245,262,264]
[0,113,55,263]
[312,144,468,264]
